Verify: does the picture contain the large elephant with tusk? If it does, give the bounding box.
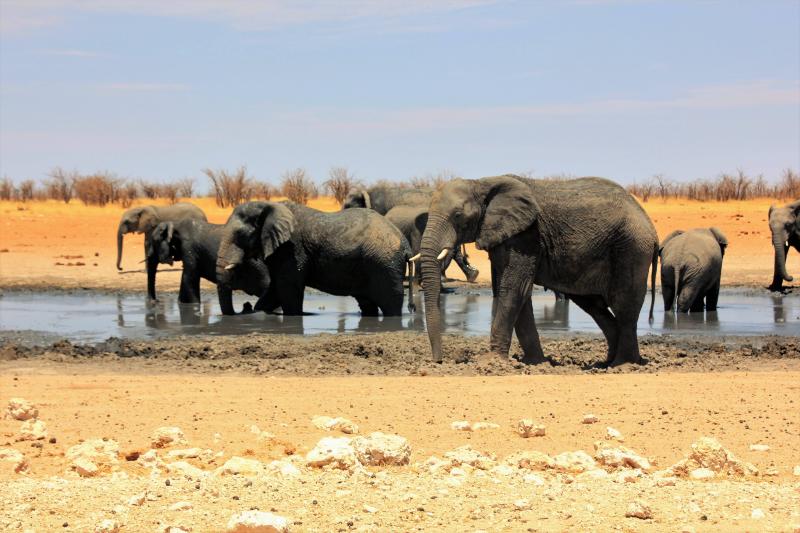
[420,175,658,366]
[768,199,800,292]
[116,203,207,271]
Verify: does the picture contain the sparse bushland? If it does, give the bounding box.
[324,166,360,205]
[281,168,318,205]
[628,169,800,202]
[204,166,254,208]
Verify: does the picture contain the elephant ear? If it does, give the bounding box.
[659,230,684,254]
[413,210,429,235]
[260,203,295,259]
[708,227,727,255]
[136,206,159,233]
[476,176,539,251]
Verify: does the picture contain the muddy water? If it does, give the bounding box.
[1,288,797,344]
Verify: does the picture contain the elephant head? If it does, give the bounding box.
[342,189,371,209]
[216,201,295,285]
[769,200,800,289]
[658,230,685,255]
[420,175,538,361]
[116,205,158,270]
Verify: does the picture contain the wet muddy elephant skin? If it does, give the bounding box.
[768,199,800,292]
[420,175,658,366]
[659,228,727,313]
[216,201,414,316]
[344,186,479,282]
[146,219,271,315]
[116,203,207,271]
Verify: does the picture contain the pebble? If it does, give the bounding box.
[605,427,623,441]
[793,465,800,477]
[751,508,765,520]
[169,501,193,511]
[748,444,769,452]
[582,414,599,424]
[312,416,359,434]
[689,468,715,480]
[226,510,290,532]
[94,519,120,533]
[625,500,653,520]
[517,419,546,438]
[5,398,38,421]
[513,499,531,510]
[151,427,187,449]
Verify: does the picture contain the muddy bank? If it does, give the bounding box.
[1,332,797,376]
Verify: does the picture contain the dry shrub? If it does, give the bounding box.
[777,168,800,199]
[324,166,359,205]
[45,168,75,203]
[18,180,35,202]
[204,166,253,208]
[0,177,13,200]
[628,168,799,202]
[73,172,121,206]
[281,168,318,205]
[407,169,459,190]
[251,181,278,200]
[159,183,179,204]
[119,182,139,208]
[175,178,195,198]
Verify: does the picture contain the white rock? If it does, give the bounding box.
[625,500,653,520]
[522,473,545,485]
[169,501,193,511]
[593,441,651,471]
[470,422,499,431]
[66,439,120,477]
[5,398,38,421]
[213,433,222,444]
[450,421,472,431]
[577,469,609,480]
[312,416,359,434]
[166,461,207,480]
[513,499,531,510]
[216,457,264,477]
[151,427,187,449]
[793,465,800,476]
[751,508,765,520]
[137,449,165,471]
[166,448,203,459]
[670,436,758,477]
[582,414,599,424]
[226,510,290,532]
[17,419,48,441]
[505,450,555,471]
[553,451,597,473]
[615,468,643,483]
[749,444,770,452]
[353,432,411,466]
[444,446,497,470]
[517,419,545,438]
[94,519,120,533]
[689,467,715,480]
[363,504,377,513]
[266,459,301,478]
[0,448,29,474]
[127,492,147,506]
[606,427,624,441]
[306,436,358,471]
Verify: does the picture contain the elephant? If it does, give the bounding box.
[419,175,658,366]
[768,199,800,292]
[215,201,415,316]
[116,203,207,270]
[659,227,727,312]
[146,219,271,315]
[344,185,479,282]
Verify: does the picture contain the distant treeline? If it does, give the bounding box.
[0,167,797,207]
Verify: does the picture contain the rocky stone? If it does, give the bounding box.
[17,419,48,441]
[266,459,301,478]
[306,437,358,471]
[169,501,193,511]
[216,457,264,477]
[625,500,652,520]
[517,419,545,438]
[66,439,120,477]
[505,450,555,471]
[553,451,597,473]
[513,499,531,510]
[444,446,497,470]
[670,437,758,477]
[470,422,500,431]
[151,427,187,449]
[0,448,29,474]
[614,468,643,483]
[689,467,715,480]
[127,492,147,506]
[582,414,599,424]
[522,473,546,485]
[353,432,411,466]
[605,427,624,441]
[226,510,290,532]
[94,519,120,533]
[5,398,38,421]
[312,416,359,434]
[137,449,165,471]
[751,508,765,520]
[793,465,800,476]
[749,444,769,452]
[166,448,203,459]
[593,441,651,471]
[166,461,207,480]
[450,420,471,431]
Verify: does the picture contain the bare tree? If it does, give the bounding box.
[204,166,253,207]
[281,168,318,205]
[18,180,35,202]
[175,178,195,198]
[45,167,75,203]
[324,166,359,205]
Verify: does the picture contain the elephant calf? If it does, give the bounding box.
[147,219,271,315]
[768,199,800,291]
[659,227,727,312]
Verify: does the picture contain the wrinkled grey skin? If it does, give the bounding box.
[216,201,414,316]
[420,175,658,366]
[146,219,271,315]
[768,199,800,292]
[344,186,479,282]
[116,203,207,271]
[659,228,727,312]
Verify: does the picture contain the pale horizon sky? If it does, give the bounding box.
[1,0,799,188]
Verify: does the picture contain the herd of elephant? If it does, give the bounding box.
[115,175,800,367]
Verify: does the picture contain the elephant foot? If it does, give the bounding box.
[240,302,254,314]
[607,354,645,367]
[464,266,480,283]
[768,283,785,293]
[520,353,549,365]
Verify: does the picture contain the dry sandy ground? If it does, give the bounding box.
[1,196,798,291]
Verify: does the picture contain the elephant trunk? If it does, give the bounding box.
[771,223,793,286]
[420,214,457,363]
[216,238,245,286]
[116,224,126,270]
[146,252,159,301]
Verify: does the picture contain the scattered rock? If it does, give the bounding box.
[793,465,800,477]
[353,432,411,466]
[216,457,264,477]
[127,492,147,506]
[166,448,203,460]
[670,437,758,478]
[451,420,500,431]
[363,504,377,513]
[444,446,497,470]
[312,416,359,434]
[605,427,623,441]
[450,420,471,431]
[749,444,769,452]
[169,501,193,511]
[593,441,651,471]
[5,398,38,421]
[0,448,29,474]
[517,419,545,438]
[522,473,546,485]
[94,519,120,533]
[553,450,597,473]
[17,419,48,441]
[151,427,187,449]
[226,510,290,532]
[166,461,207,480]
[513,499,531,510]
[266,459,301,478]
[66,439,120,477]
[689,468,715,480]
[306,437,358,471]
[582,414,599,424]
[751,508,765,520]
[625,500,653,520]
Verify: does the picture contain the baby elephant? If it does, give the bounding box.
[659,227,728,312]
[147,219,271,315]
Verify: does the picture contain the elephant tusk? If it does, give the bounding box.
[138,259,146,264]
[224,264,237,271]
[436,248,450,261]
[409,253,421,262]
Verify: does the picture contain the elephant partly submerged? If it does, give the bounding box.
[216,201,415,316]
[768,199,800,292]
[659,227,727,312]
[146,219,271,315]
[419,175,658,366]
[116,203,207,270]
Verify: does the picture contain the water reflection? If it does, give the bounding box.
[661,309,719,331]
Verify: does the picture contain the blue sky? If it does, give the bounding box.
[1,0,798,188]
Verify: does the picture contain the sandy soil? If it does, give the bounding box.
[1,196,798,291]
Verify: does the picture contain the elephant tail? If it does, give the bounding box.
[648,242,658,322]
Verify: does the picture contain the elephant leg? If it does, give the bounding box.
[453,246,479,282]
[690,295,706,313]
[257,284,281,314]
[356,297,380,316]
[515,296,545,364]
[217,285,235,315]
[178,269,200,304]
[676,284,701,313]
[488,244,536,358]
[274,281,304,315]
[570,294,619,364]
[705,280,720,311]
[146,256,159,302]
